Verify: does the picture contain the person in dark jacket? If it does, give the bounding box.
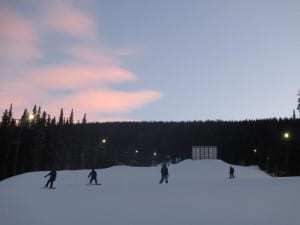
[229,166,235,178]
[88,168,98,185]
[44,169,57,188]
[159,163,169,184]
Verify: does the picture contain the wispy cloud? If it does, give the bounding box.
[67,46,118,65]
[0,1,163,122]
[45,1,95,38]
[28,65,137,89]
[0,7,42,62]
[45,89,163,122]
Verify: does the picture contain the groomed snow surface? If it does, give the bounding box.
[1,160,300,225]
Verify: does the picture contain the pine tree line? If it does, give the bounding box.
[0,104,88,179]
[1,104,300,181]
[1,104,87,128]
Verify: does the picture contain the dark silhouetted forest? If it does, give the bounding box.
[1,104,300,180]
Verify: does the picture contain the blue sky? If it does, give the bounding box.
[1,0,300,122]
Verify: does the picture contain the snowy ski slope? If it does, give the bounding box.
[1,159,299,225]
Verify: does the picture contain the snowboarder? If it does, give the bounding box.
[159,163,169,184]
[229,166,235,178]
[88,168,98,185]
[44,169,57,188]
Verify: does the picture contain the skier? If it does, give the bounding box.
[159,163,169,184]
[88,168,98,185]
[44,169,57,188]
[229,166,235,178]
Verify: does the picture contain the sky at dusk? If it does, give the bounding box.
[1,0,300,122]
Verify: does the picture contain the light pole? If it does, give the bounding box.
[13,113,35,175]
[94,138,107,168]
[101,138,107,165]
[13,119,22,176]
[253,149,257,164]
[153,152,157,166]
[134,149,139,165]
[283,131,290,174]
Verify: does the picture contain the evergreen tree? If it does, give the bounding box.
[58,108,64,125]
[297,89,300,117]
[20,109,30,126]
[47,114,51,126]
[1,104,13,127]
[69,109,74,125]
[37,106,41,122]
[40,111,47,127]
[1,109,9,127]
[51,116,56,126]
[31,105,38,125]
[8,104,13,126]
[293,110,296,120]
[10,118,16,127]
[32,105,37,116]
[32,105,37,117]
[82,113,87,124]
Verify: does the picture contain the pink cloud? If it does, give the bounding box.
[46,1,95,37]
[29,65,137,89]
[67,46,118,65]
[0,8,42,62]
[44,89,163,121]
[69,89,163,113]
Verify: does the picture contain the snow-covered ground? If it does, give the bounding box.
[1,160,299,225]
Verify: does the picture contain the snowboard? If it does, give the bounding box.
[86,183,102,186]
